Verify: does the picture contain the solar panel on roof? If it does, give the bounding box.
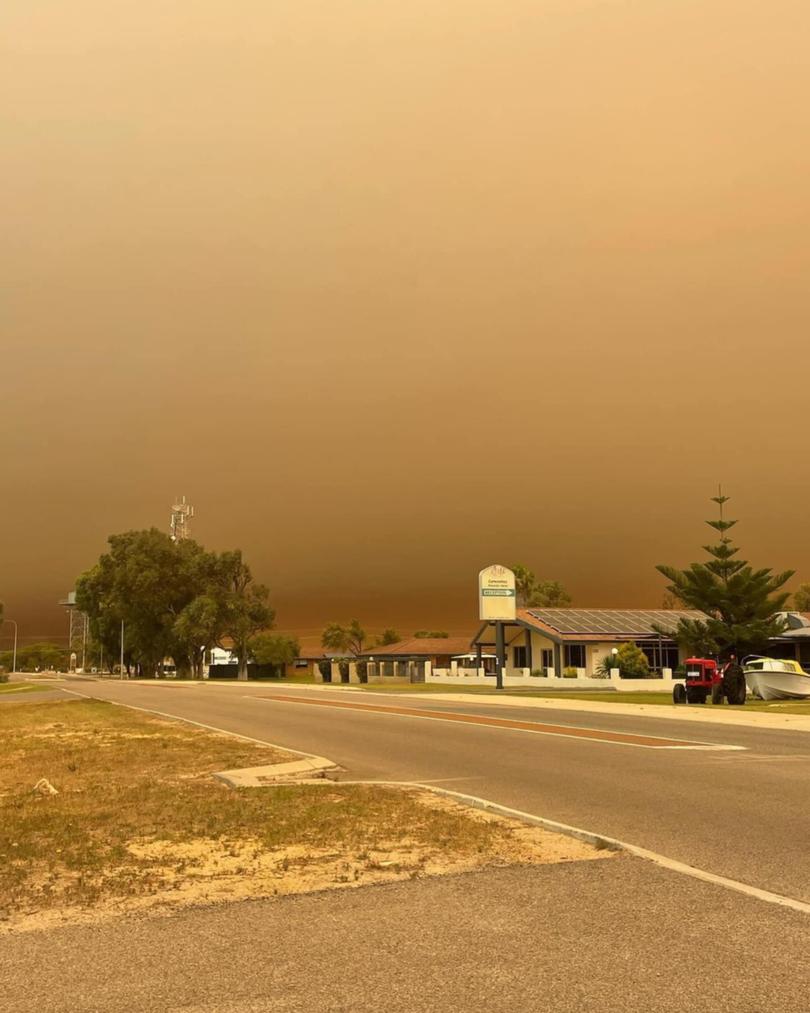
[526,608,701,637]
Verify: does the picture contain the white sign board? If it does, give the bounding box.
[478,564,517,622]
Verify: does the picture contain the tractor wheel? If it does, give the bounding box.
[711,682,724,705]
[686,688,705,705]
[673,684,686,704]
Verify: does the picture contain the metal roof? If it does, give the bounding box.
[525,608,704,638]
[360,637,473,657]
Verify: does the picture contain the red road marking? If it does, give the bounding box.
[252,693,733,750]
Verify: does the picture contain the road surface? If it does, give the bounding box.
[4,679,810,1012]
[64,679,810,903]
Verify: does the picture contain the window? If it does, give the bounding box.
[637,641,680,672]
[513,646,528,669]
[564,644,586,669]
[541,649,553,670]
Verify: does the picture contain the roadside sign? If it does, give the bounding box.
[478,564,516,621]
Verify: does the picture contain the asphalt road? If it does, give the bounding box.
[3,860,810,1013]
[62,680,810,904]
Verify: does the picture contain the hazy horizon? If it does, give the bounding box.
[3,2,810,648]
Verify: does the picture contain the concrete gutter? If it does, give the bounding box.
[215,755,338,787]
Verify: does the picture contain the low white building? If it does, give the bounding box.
[472,608,703,678]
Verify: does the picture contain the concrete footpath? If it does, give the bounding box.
[416,690,810,732]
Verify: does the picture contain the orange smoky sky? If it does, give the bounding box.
[2,1,810,647]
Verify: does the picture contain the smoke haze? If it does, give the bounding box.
[2,2,809,645]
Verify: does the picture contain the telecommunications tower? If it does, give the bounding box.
[170,496,195,542]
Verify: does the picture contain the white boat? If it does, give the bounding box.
[743,657,810,700]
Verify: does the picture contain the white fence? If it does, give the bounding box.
[426,665,676,693]
[313,660,676,693]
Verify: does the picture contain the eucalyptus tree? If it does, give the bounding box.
[321,619,366,656]
[511,564,572,608]
[216,551,274,680]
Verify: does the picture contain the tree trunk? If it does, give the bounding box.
[238,645,248,681]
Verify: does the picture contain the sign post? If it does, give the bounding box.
[478,565,516,690]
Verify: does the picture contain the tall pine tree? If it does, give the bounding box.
[656,492,793,658]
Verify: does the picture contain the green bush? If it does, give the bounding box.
[612,643,651,680]
[530,668,545,678]
[563,666,579,679]
[597,645,652,679]
[0,669,9,683]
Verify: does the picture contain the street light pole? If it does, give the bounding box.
[2,619,18,674]
[81,615,88,673]
[120,620,125,679]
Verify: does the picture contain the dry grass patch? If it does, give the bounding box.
[0,699,610,933]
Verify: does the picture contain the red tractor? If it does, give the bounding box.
[672,657,725,705]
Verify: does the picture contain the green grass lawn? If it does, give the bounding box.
[502,690,810,713]
[0,681,43,695]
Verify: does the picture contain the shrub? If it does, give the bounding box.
[0,669,9,684]
[612,643,651,680]
[563,666,579,679]
[530,668,545,678]
[596,656,615,678]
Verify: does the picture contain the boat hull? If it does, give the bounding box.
[745,671,810,701]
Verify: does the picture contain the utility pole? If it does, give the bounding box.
[120,620,125,679]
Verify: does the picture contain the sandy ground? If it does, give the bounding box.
[3,788,609,936]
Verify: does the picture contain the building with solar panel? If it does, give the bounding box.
[472,608,704,678]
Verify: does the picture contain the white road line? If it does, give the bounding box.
[61,685,809,915]
[326,778,810,916]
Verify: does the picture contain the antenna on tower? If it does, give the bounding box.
[170,496,195,542]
